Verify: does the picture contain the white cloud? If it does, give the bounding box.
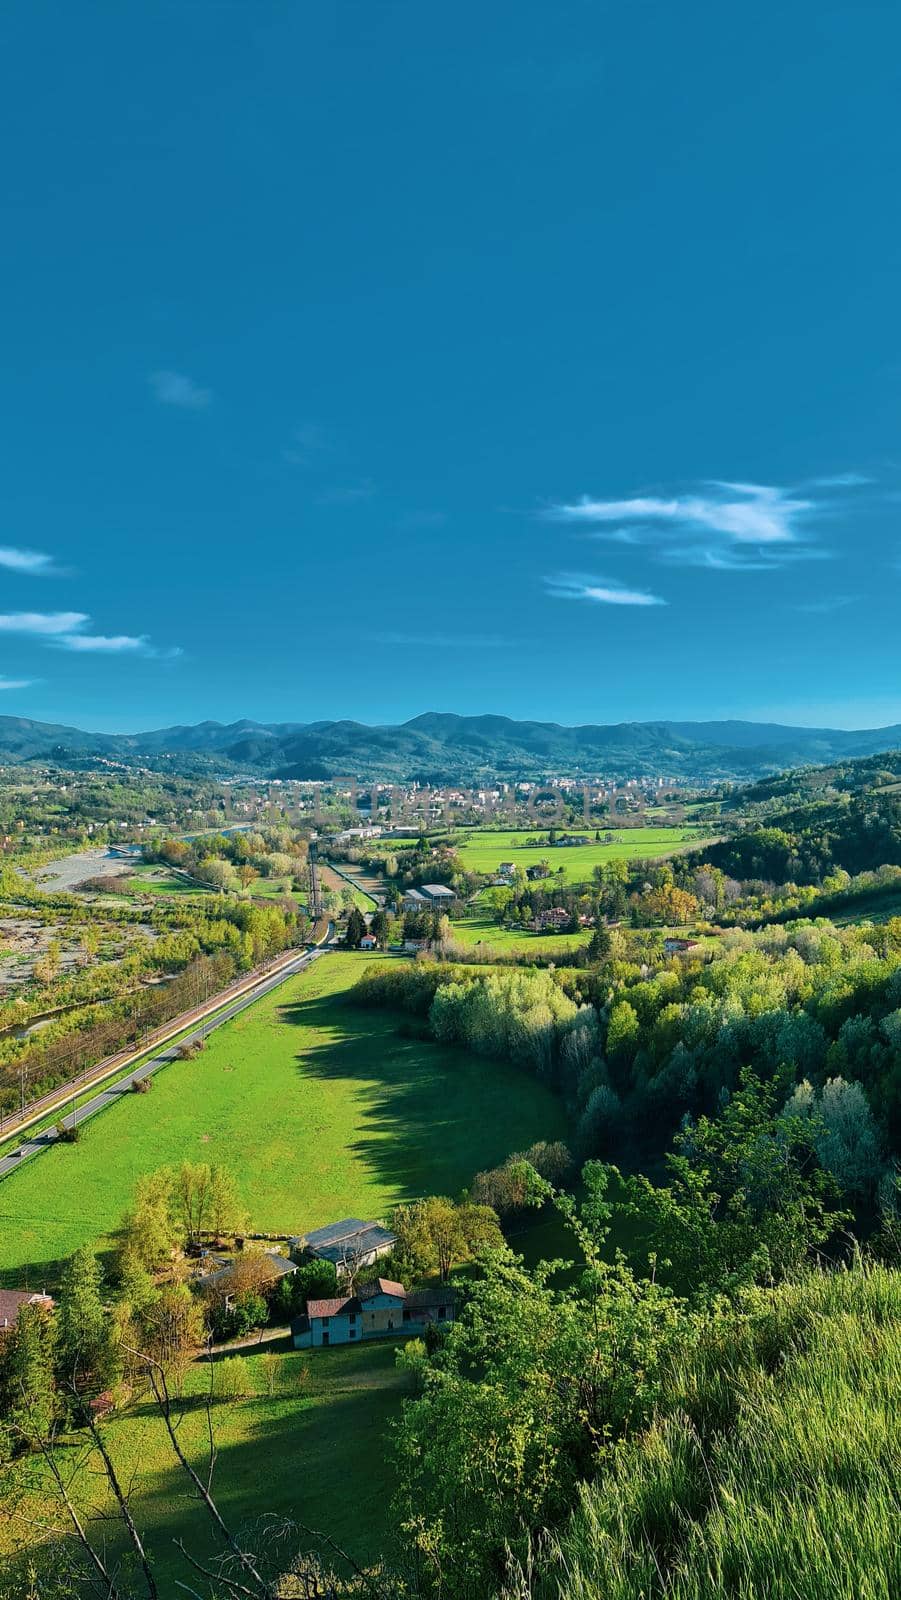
[0,612,89,635]
[804,473,871,489]
[0,678,33,690]
[54,633,182,658]
[0,612,180,659]
[545,574,666,607]
[547,482,812,545]
[0,547,60,576]
[150,370,212,409]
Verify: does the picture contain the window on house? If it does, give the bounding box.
[403,1308,411,1321]
[438,1307,446,1319]
[321,1316,329,1325]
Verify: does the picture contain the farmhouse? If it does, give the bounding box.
[663,937,699,954]
[295,1217,397,1275]
[526,863,551,881]
[533,907,571,931]
[292,1278,456,1348]
[359,933,378,949]
[0,1288,54,1334]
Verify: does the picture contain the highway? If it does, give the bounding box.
[0,936,332,1182]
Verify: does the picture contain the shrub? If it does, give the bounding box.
[213,1356,253,1401]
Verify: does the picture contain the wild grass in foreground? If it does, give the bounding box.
[516,1262,901,1600]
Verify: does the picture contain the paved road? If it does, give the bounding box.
[0,942,331,1182]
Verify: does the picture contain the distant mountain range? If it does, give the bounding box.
[2,711,901,782]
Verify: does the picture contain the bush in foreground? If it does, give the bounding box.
[508,1263,901,1600]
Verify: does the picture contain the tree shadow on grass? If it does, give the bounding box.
[15,1347,408,1592]
[278,991,568,1206]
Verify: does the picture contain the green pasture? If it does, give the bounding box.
[0,953,566,1287]
[447,826,710,882]
[449,913,589,956]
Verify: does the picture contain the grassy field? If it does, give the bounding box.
[449,913,589,956]
[125,870,212,897]
[1,1339,410,1588]
[448,826,711,882]
[0,952,566,1287]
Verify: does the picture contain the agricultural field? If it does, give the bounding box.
[448,825,713,882]
[0,952,567,1287]
[0,1339,409,1587]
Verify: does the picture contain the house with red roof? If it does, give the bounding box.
[292,1277,455,1348]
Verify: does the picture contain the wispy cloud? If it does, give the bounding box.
[0,612,89,635]
[0,678,33,690]
[545,574,666,607]
[0,611,180,659]
[53,633,182,658]
[662,543,832,572]
[541,476,879,575]
[547,482,812,545]
[150,370,212,409]
[371,631,511,648]
[803,473,871,489]
[0,546,62,577]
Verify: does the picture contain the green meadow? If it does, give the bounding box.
[448,826,711,882]
[0,952,566,1288]
[1,1340,410,1586]
[449,913,589,956]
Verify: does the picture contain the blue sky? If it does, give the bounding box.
[2,1,900,733]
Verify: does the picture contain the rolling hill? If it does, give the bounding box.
[2,711,901,781]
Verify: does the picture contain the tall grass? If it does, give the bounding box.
[509,1262,901,1600]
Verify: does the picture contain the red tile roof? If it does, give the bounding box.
[306,1296,357,1319]
[358,1278,405,1301]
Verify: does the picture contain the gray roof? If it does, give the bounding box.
[300,1219,397,1261]
[420,884,455,897]
[301,1218,372,1249]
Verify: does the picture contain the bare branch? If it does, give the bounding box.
[83,1410,159,1599]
